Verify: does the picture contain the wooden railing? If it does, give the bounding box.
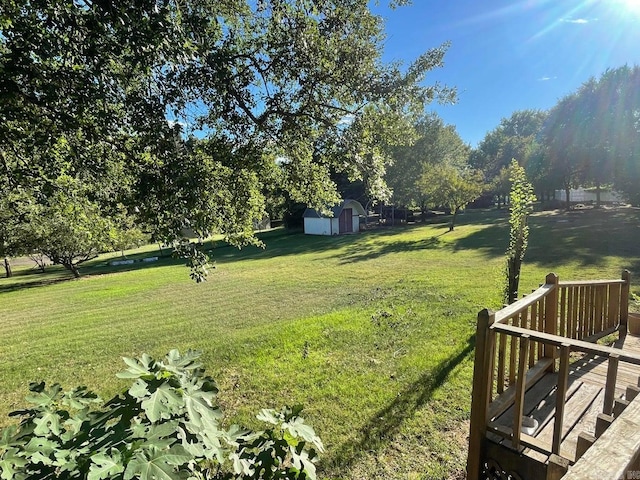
[467,271,631,480]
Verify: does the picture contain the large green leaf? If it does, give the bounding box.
[183,387,219,429]
[128,380,150,400]
[116,355,155,379]
[61,386,101,410]
[162,350,203,374]
[25,384,62,408]
[290,448,318,480]
[33,410,63,436]
[140,384,182,423]
[123,446,191,480]
[0,448,28,480]
[0,426,17,448]
[88,449,125,480]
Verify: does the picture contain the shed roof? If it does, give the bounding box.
[302,199,366,218]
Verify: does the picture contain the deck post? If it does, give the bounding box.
[603,353,620,416]
[546,454,570,480]
[552,343,571,455]
[544,273,559,371]
[467,308,496,480]
[621,270,631,332]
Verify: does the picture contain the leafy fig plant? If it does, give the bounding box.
[0,350,323,480]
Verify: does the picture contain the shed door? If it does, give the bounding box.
[339,208,352,233]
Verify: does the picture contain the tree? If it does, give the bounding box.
[22,178,115,278]
[540,65,640,207]
[386,114,469,216]
[504,160,536,304]
[1,1,454,279]
[471,110,547,182]
[417,164,484,231]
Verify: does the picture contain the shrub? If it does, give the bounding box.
[0,350,323,480]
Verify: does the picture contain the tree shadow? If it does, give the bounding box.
[0,275,73,294]
[211,223,435,264]
[452,208,640,276]
[329,335,475,473]
[335,231,449,264]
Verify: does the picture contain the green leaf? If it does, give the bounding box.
[183,387,219,429]
[24,437,58,455]
[256,409,280,425]
[61,386,101,410]
[128,379,150,400]
[140,384,182,423]
[162,350,203,373]
[116,355,155,379]
[25,384,62,407]
[290,447,318,480]
[88,449,125,480]
[0,426,18,448]
[0,448,28,480]
[123,446,191,480]
[33,410,63,436]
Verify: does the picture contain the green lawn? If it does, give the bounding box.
[1,207,639,479]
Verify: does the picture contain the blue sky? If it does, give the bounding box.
[372,0,640,147]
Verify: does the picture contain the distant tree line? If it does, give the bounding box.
[377,64,640,232]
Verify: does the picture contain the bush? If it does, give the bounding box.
[0,350,323,480]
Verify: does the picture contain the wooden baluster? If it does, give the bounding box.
[509,313,522,385]
[544,273,559,371]
[467,309,496,479]
[497,331,507,394]
[591,285,596,334]
[572,286,580,339]
[621,270,631,332]
[608,283,620,330]
[559,286,567,337]
[595,285,603,334]
[529,304,536,367]
[552,344,571,454]
[578,286,589,339]
[567,286,575,339]
[513,334,530,449]
[537,299,544,360]
[602,284,609,330]
[585,286,592,336]
[603,353,620,416]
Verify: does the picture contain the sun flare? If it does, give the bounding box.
[616,0,640,14]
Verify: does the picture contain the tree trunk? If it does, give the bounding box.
[4,257,12,278]
[67,263,81,278]
[565,187,571,210]
[595,183,601,208]
[449,208,458,231]
[506,256,522,304]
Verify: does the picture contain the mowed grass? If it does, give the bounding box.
[1,207,639,479]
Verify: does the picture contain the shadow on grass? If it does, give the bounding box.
[0,274,73,294]
[212,223,436,264]
[330,335,475,473]
[452,207,640,274]
[336,231,449,264]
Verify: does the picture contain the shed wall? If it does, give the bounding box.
[304,217,332,235]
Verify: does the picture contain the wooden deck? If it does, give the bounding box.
[466,271,640,480]
[489,332,640,465]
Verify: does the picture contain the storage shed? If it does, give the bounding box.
[303,199,366,236]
